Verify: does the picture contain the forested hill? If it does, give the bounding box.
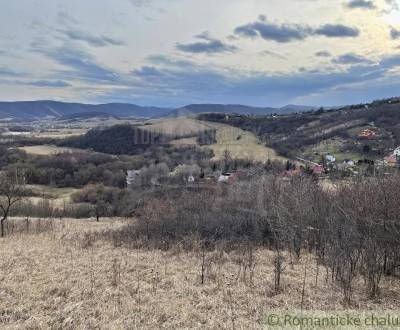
[61,125,171,155]
[0,100,315,120]
[0,101,171,120]
[198,98,400,159]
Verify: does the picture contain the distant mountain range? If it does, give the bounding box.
[0,100,316,121]
[0,101,169,121]
[173,104,317,117]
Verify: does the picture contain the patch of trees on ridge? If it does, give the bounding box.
[61,125,171,155]
[61,124,218,155]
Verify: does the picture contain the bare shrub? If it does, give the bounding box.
[273,253,285,294]
[0,173,23,237]
[107,174,400,303]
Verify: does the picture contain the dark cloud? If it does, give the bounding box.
[132,65,165,78]
[346,0,376,9]
[0,67,24,77]
[123,53,400,107]
[314,24,360,37]
[55,10,124,47]
[235,21,311,43]
[147,54,195,68]
[315,51,332,57]
[176,33,237,54]
[32,43,120,83]
[391,28,400,39]
[58,29,125,47]
[332,53,373,65]
[25,80,71,88]
[0,79,71,88]
[234,18,359,43]
[131,56,224,89]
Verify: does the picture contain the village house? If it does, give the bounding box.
[218,173,232,183]
[343,159,355,167]
[218,171,247,184]
[325,154,336,164]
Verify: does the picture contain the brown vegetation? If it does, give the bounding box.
[109,175,400,305]
[0,217,399,329]
[0,174,22,237]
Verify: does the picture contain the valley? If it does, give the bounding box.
[1,97,400,329]
[2,1,400,327]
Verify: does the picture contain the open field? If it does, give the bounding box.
[31,128,88,139]
[0,128,87,139]
[25,185,78,199]
[0,218,398,329]
[57,118,142,129]
[17,145,81,156]
[205,122,286,162]
[141,118,210,137]
[170,136,198,146]
[143,118,286,162]
[24,185,79,207]
[303,138,363,163]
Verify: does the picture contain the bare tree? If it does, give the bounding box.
[0,174,22,237]
[94,200,109,222]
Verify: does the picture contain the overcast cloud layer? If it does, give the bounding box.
[0,0,399,107]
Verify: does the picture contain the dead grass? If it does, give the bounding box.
[0,218,399,329]
[32,128,87,139]
[205,122,286,162]
[303,138,362,163]
[141,118,285,162]
[170,137,198,146]
[17,145,77,156]
[24,185,79,207]
[141,118,210,138]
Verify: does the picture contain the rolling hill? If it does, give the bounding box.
[167,104,316,117]
[0,101,171,120]
[198,97,400,161]
[0,100,316,121]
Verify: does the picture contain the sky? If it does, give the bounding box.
[0,0,399,108]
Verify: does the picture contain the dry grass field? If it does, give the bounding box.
[170,137,198,147]
[17,145,77,156]
[144,118,286,162]
[303,137,362,163]
[31,128,88,139]
[141,118,210,137]
[24,185,79,207]
[0,218,399,329]
[205,122,286,162]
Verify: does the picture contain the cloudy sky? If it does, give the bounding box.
[0,0,399,107]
